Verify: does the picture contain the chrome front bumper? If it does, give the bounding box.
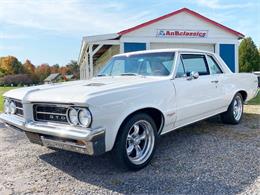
[0,113,106,155]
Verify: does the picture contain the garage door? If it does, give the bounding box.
[150,43,215,52]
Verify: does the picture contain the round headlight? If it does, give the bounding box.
[78,108,92,127]
[4,99,10,114]
[10,101,16,114]
[67,108,79,125]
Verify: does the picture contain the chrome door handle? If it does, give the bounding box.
[211,80,219,83]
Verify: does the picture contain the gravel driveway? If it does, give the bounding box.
[0,105,259,195]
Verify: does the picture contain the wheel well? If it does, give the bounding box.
[237,90,247,102]
[119,108,164,135]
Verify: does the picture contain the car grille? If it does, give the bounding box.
[13,99,23,117]
[33,104,69,124]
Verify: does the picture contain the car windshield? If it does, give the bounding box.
[98,52,175,77]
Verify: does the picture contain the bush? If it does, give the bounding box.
[0,74,34,86]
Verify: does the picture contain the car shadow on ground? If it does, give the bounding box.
[40,113,260,194]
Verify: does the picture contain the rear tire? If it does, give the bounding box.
[221,93,243,124]
[112,113,158,171]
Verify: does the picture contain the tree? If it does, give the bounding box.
[65,60,79,78]
[0,56,23,75]
[50,64,60,73]
[0,55,80,83]
[239,37,260,72]
[59,66,69,75]
[23,59,35,75]
[35,63,51,82]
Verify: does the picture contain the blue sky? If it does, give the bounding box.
[0,0,259,66]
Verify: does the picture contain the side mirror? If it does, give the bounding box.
[187,71,199,80]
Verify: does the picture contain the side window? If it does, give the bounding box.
[175,59,186,78]
[181,54,209,76]
[207,55,223,74]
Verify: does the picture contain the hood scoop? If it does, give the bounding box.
[85,82,106,87]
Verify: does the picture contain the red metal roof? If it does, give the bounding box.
[118,8,244,38]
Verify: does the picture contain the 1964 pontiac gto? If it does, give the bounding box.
[0,49,258,170]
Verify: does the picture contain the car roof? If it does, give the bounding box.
[114,48,215,57]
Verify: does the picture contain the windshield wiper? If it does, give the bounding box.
[120,73,139,76]
[97,74,108,77]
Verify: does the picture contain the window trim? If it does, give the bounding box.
[174,52,210,79]
[206,54,224,74]
[175,55,187,78]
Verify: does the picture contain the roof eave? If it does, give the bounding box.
[83,33,119,43]
[118,8,244,39]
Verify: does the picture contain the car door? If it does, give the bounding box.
[206,54,228,108]
[173,52,222,128]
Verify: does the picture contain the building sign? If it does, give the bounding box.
[156,29,208,38]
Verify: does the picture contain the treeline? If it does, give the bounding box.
[239,37,260,72]
[0,56,79,86]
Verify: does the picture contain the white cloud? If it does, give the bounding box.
[0,45,22,51]
[0,34,28,39]
[192,0,254,9]
[0,0,152,35]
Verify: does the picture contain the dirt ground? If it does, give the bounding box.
[0,105,259,194]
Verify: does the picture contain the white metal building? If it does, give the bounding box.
[78,8,244,79]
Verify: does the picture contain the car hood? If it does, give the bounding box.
[4,76,167,104]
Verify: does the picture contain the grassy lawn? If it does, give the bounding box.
[0,87,18,112]
[247,90,260,105]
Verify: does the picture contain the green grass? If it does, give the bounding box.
[248,90,260,105]
[0,87,18,112]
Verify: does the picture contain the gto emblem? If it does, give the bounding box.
[49,115,66,121]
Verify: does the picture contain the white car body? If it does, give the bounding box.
[0,49,258,156]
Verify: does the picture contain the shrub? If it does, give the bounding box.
[0,74,33,86]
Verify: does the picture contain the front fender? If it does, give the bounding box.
[87,80,176,151]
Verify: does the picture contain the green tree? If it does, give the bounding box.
[65,60,79,78]
[239,37,260,72]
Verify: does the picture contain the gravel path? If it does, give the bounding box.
[0,105,259,195]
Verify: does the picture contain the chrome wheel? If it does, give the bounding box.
[233,96,243,121]
[126,120,155,165]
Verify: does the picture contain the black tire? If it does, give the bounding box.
[112,113,158,171]
[221,93,244,124]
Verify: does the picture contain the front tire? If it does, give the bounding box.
[221,93,243,124]
[113,113,158,171]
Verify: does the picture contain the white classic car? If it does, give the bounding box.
[0,49,258,170]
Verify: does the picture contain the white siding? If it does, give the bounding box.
[123,12,237,40]
[150,43,215,52]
